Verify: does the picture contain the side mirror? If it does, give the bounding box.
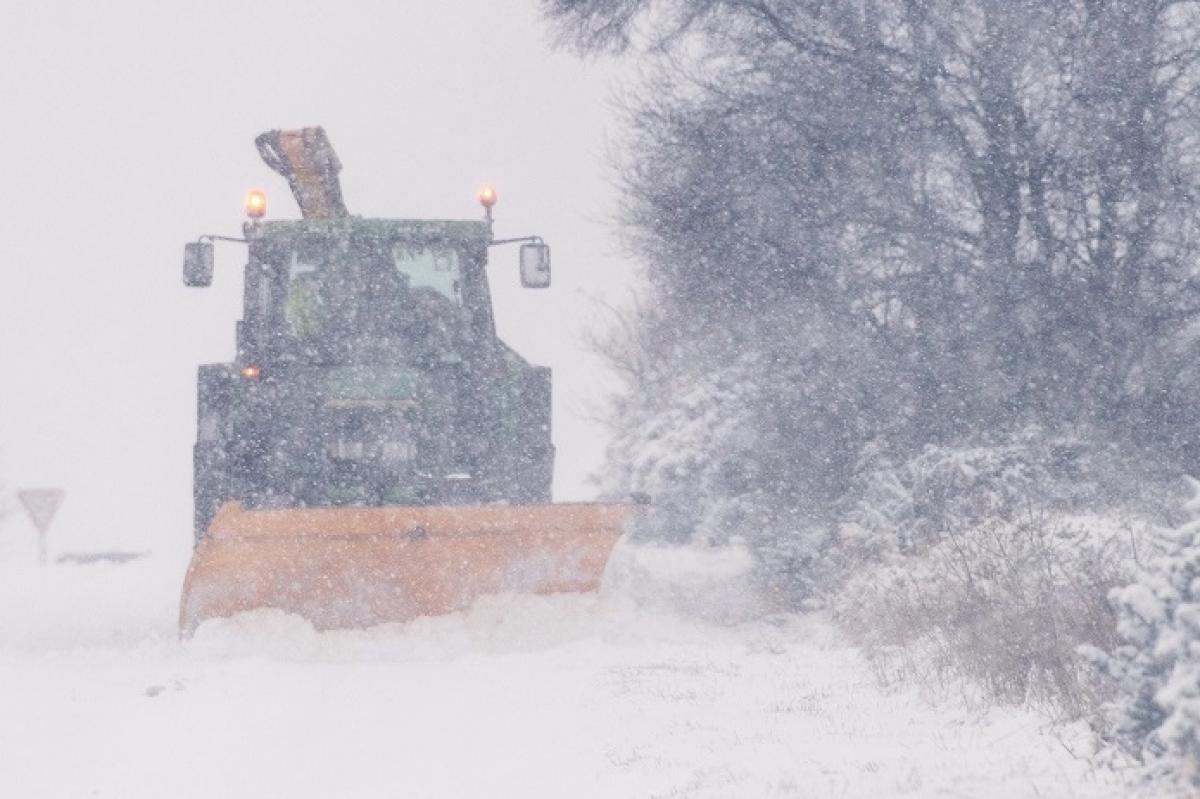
[519,243,551,289]
[183,241,214,287]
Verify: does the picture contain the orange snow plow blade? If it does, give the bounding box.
[179,501,636,637]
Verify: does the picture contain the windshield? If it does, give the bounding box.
[255,236,474,363]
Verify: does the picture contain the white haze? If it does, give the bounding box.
[0,1,633,557]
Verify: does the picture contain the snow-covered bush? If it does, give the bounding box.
[1086,481,1200,788]
[835,439,1155,712]
[598,300,892,606]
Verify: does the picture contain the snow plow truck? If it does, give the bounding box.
[178,127,636,636]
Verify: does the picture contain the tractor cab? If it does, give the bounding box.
[238,219,496,369]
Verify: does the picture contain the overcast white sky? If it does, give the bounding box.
[0,1,636,557]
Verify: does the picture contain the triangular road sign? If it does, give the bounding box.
[18,488,65,534]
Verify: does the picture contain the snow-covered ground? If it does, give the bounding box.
[0,548,1134,798]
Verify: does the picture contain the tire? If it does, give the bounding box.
[193,442,237,542]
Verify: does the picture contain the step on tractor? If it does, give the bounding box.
[178,127,636,635]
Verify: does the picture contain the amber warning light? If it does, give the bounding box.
[240,365,261,379]
[245,190,267,219]
[478,185,497,208]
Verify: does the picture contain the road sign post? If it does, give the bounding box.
[17,488,65,566]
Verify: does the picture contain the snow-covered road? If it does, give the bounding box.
[0,555,1129,798]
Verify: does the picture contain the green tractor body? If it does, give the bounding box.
[193,217,552,538]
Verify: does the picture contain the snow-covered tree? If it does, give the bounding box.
[1087,479,1200,787]
[545,1,1200,580]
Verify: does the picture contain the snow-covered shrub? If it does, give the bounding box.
[598,300,892,607]
[1086,481,1200,788]
[835,439,1154,712]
